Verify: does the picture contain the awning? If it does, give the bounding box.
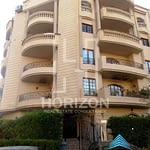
[108,134,131,150]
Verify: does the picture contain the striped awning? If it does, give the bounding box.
[108,134,131,150]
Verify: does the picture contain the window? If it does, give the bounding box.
[137,17,146,27]
[81,0,92,12]
[145,61,150,74]
[82,48,95,64]
[141,38,149,47]
[108,84,123,96]
[83,78,96,96]
[82,23,93,33]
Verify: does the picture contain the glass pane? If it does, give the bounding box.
[89,51,93,58]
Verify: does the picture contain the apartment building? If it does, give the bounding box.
[0,0,150,149]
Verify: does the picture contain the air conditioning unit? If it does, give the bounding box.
[15,5,23,13]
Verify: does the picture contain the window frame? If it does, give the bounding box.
[141,38,150,47]
[82,23,93,33]
[145,61,150,74]
[82,48,95,65]
[83,78,97,96]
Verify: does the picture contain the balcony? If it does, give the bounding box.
[0,88,3,100]
[23,0,51,10]
[18,90,84,109]
[21,61,55,83]
[100,0,134,11]
[1,58,8,78]
[27,11,54,34]
[0,79,4,88]
[0,79,4,100]
[99,30,142,55]
[4,40,10,50]
[101,7,133,29]
[17,91,51,109]
[3,48,8,57]
[22,33,59,59]
[1,58,7,69]
[99,56,147,79]
[98,87,149,108]
[6,20,13,36]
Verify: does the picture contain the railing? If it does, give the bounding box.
[19,91,51,102]
[103,30,140,43]
[99,87,150,99]
[110,88,150,99]
[23,61,52,72]
[22,33,55,45]
[29,11,54,21]
[106,7,131,18]
[106,57,144,69]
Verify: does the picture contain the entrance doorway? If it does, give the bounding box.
[63,114,77,138]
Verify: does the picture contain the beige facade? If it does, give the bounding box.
[1,0,150,149]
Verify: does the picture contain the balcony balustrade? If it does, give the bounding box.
[19,91,51,102]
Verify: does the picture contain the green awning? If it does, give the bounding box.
[108,134,131,150]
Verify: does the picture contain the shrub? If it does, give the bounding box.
[14,110,63,140]
[0,110,63,141]
[0,120,16,139]
[108,116,150,148]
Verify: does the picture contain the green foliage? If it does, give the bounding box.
[0,120,16,139]
[0,139,59,150]
[139,88,150,98]
[0,110,63,148]
[108,116,150,148]
[14,110,63,140]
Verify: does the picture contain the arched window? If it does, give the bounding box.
[137,17,146,27]
[108,84,123,96]
[81,1,92,12]
[106,58,119,64]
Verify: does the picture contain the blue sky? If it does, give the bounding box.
[0,0,150,64]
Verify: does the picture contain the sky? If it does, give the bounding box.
[0,0,150,64]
